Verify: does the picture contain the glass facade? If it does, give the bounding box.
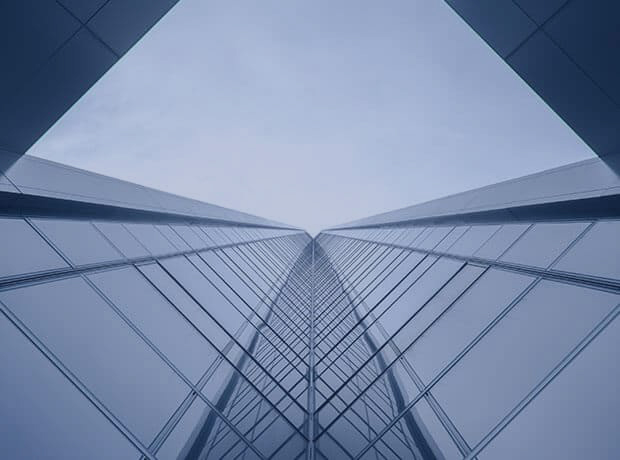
[0,209,618,459]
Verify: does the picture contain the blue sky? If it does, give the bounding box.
[28,0,594,234]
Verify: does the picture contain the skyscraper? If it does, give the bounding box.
[1,1,618,459]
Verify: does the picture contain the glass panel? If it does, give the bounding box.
[359,252,426,316]
[409,399,462,459]
[378,258,463,338]
[434,226,469,252]
[500,222,589,268]
[405,268,533,383]
[89,267,218,383]
[553,220,620,280]
[138,263,230,350]
[327,413,369,457]
[480,315,620,460]
[392,264,485,352]
[172,225,208,250]
[449,224,500,257]
[193,253,261,316]
[317,432,350,459]
[433,281,619,445]
[160,256,249,338]
[0,217,67,279]
[93,222,149,259]
[0,277,188,444]
[474,224,529,260]
[31,218,122,266]
[253,413,296,457]
[157,225,191,251]
[157,398,210,460]
[125,223,177,256]
[417,226,454,250]
[0,312,139,459]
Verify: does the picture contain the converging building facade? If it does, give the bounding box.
[1,1,619,459]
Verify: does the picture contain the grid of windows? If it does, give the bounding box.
[0,215,618,459]
[323,219,620,459]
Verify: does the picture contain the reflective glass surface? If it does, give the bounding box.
[1,214,617,459]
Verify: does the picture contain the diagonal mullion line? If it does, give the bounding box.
[175,248,313,456]
[0,227,302,291]
[313,255,476,417]
[317,252,441,372]
[310,244,415,438]
[155,255,310,421]
[312,241,380,306]
[319,239,482,418]
[314,251,413,354]
[0,300,159,460]
[326,225,620,292]
[219,247,311,342]
[193,253,309,369]
[185,253,308,376]
[210,250,311,352]
[464,301,620,459]
[90,271,278,459]
[313,244,399,331]
[319,273,539,443]
[92,265,302,450]
[314,248,418,360]
[314,242,385,304]
[359,296,620,460]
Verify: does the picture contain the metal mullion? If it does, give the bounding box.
[140,264,303,418]
[0,228,299,291]
[322,275,540,444]
[314,262,481,419]
[399,357,471,456]
[86,274,270,460]
[315,239,367,283]
[324,244,407,316]
[313,241,380,304]
[249,239,290,279]
[317,252,442,369]
[156,259,309,421]
[224,245,285,297]
[313,246,400,342]
[315,242,381,303]
[465,302,620,460]
[212,251,310,350]
[0,301,158,460]
[329,229,620,292]
[306,238,317,460]
[192,253,308,368]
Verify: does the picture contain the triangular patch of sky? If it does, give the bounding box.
[28,0,594,235]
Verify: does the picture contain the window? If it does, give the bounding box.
[0,277,188,444]
[0,312,139,459]
[89,266,219,383]
[31,218,122,266]
[405,268,533,383]
[432,280,618,445]
[0,217,67,279]
[93,221,149,259]
[480,314,620,460]
[553,220,620,280]
[500,222,590,268]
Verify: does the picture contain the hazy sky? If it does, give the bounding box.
[28,0,594,234]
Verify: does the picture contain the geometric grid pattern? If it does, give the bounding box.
[320,220,620,459]
[0,217,308,459]
[1,213,618,459]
